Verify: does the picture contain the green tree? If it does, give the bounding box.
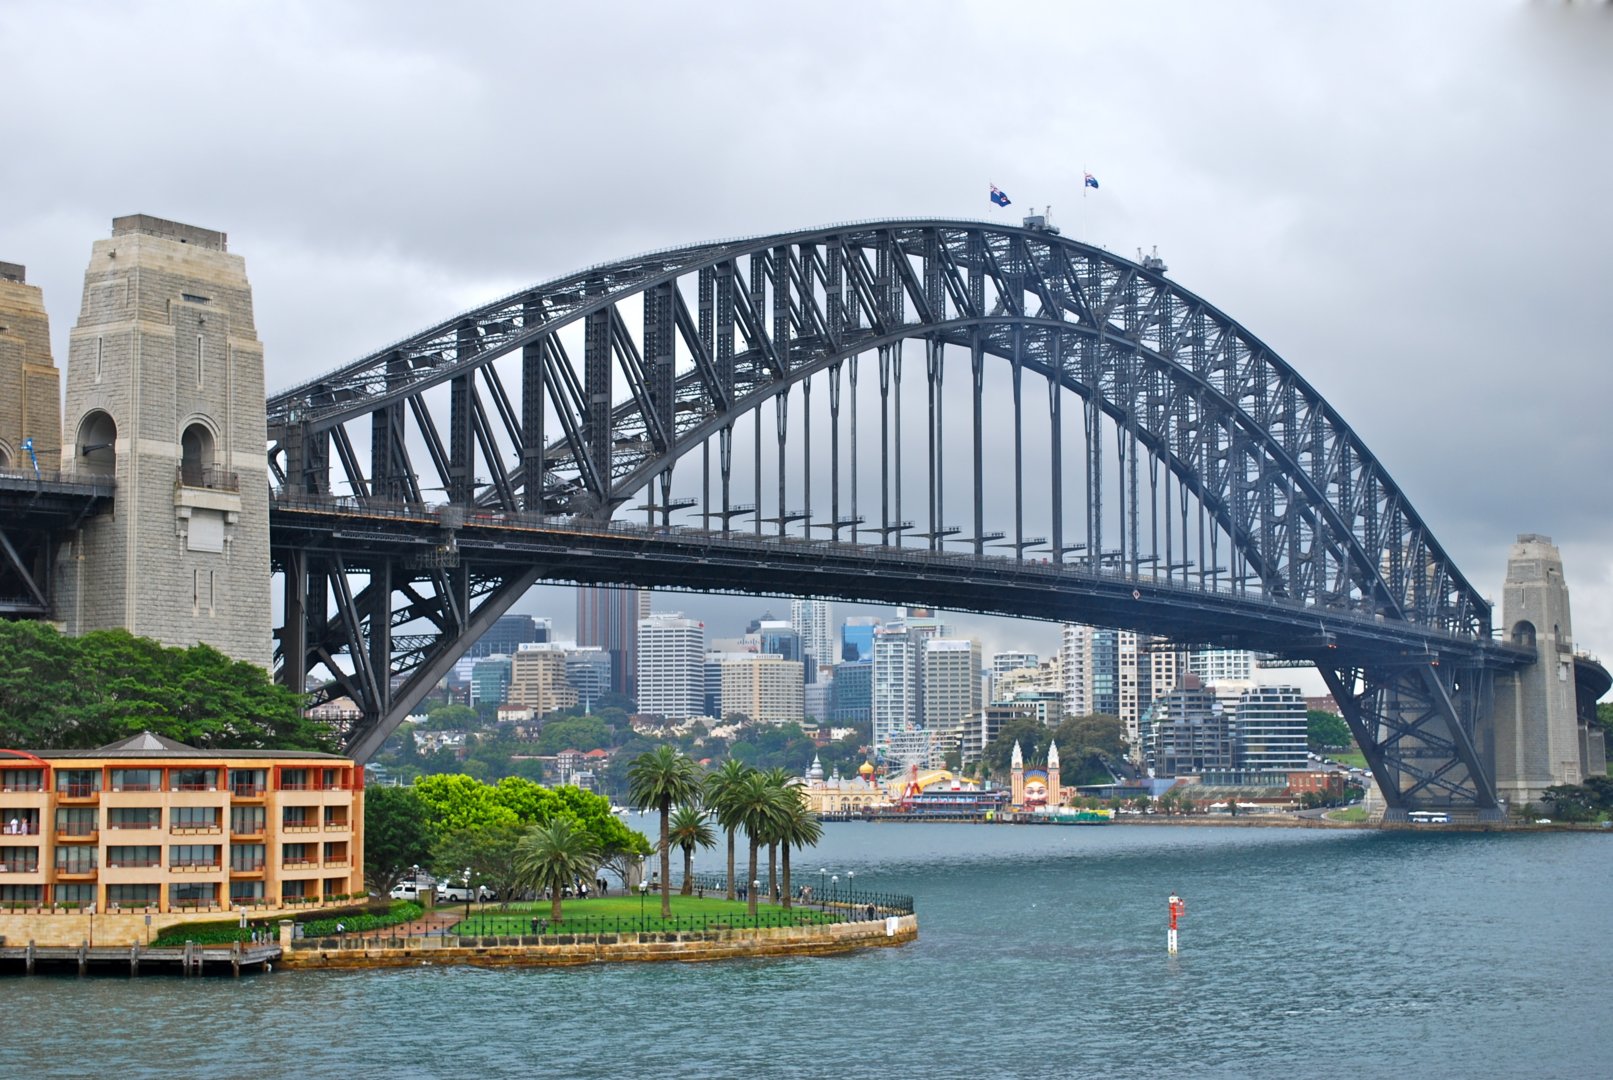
[536,715,612,755]
[412,773,521,833]
[705,759,755,901]
[627,746,702,918]
[774,794,823,910]
[760,766,795,899]
[1541,784,1598,822]
[731,771,790,916]
[1307,710,1353,752]
[422,704,479,731]
[667,804,717,894]
[433,820,527,901]
[515,818,600,924]
[363,785,434,893]
[0,623,328,751]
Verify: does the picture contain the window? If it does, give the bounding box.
[0,885,42,903]
[322,841,347,864]
[56,770,100,798]
[107,845,160,868]
[110,768,161,792]
[108,807,161,830]
[171,768,218,792]
[321,768,343,790]
[230,843,266,872]
[230,806,265,834]
[230,881,264,905]
[169,844,220,869]
[55,847,97,874]
[54,884,96,905]
[282,843,313,867]
[280,880,311,901]
[0,846,39,873]
[55,808,98,836]
[279,768,310,791]
[0,770,42,792]
[106,883,159,907]
[170,881,218,908]
[282,806,315,829]
[171,806,221,831]
[323,807,348,829]
[229,769,266,797]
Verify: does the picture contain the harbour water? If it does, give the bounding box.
[6,822,1608,1079]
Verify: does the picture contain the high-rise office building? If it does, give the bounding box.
[841,616,880,662]
[790,599,835,670]
[922,639,982,757]
[510,643,578,717]
[577,586,650,699]
[636,613,705,720]
[563,647,612,712]
[1190,648,1259,684]
[991,651,1039,681]
[830,660,872,724]
[719,654,804,725]
[470,655,513,707]
[467,614,547,659]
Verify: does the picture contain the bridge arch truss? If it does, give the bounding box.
[267,220,1515,816]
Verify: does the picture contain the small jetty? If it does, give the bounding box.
[0,940,279,976]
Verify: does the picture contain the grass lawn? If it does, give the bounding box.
[1326,806,1369,823]
[1330,751,1369,770]
[447,893,846,935]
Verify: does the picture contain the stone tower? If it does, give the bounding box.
[1046,739,1062,808]
[1010,739,1024,806]
[1490,534,1582,806]
[0,262,62,471]
[57,215,270,666]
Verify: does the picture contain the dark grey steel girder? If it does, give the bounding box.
[264,219,1515,811]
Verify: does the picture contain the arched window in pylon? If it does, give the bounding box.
[75,410,117,477]
[180,421,216,488]
[1510,621,1536,650]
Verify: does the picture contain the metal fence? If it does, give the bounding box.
[675,871,913,915]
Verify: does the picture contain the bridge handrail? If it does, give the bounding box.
[270,490,1500,650]
[0,465,116,496]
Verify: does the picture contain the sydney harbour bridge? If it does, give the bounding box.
[3,216,1605,820]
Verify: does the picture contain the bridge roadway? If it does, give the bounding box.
[0,468,115,616]
[270,493,1533,672]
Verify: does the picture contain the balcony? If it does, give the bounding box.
[55,866,98,880]
[57,784,99,801]
[170,859,222,873]
[1,822,40,836]
[56,827,98,843]
[0,861,40,874]
[170,825,223,836]
[321,859,350,869]
[281,823,319,833]
[281,857,319,869]
[322,821,350,832]
[230,861,267,875]
[230,785,265,799]
[176,463,239,493]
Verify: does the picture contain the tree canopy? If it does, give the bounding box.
[1307,710,1353,752]
[0,622,329,752]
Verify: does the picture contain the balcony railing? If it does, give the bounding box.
[230,861,267,873]
[171,783,219,793]
[57,784,98,799]
[105,858,161,868]
[0,779,43,793]
[323,821,349,831]
[230,785,265,798]
[281,823,319,833]
[109,782,160,792]
[176,464,240,492]
[1,822,39,835]
[170,859,222,871]
[56,826,98,840]
[0,861,40,873]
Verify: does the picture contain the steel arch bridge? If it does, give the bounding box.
[267,218,1532,817]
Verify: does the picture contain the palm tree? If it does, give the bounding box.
[732,772,790,917]
[514,818,599,925]
[774,795,823,911]
[667,803,717,895]
[761,767,794,900]
[705,759,754,900]
[627,746,702,918]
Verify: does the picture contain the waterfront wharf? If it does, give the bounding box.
[0,940,280,976]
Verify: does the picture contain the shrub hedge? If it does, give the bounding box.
[152,900,422,946]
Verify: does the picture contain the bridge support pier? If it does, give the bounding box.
[1321,659,1503,821]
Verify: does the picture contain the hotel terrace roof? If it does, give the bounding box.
[16,731,351,761]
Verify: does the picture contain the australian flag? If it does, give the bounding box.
[1084,172,1100,190]
[990,184,1011,207]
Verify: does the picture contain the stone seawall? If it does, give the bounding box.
[278,914,918,969]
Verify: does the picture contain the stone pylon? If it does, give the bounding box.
[0,261,62,472]
[1490,534,1583,807]
[57,216,270,666]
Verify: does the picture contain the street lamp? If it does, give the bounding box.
[819,868,827,910]
[847,870,854,904]
[639,879,648,928]
[831,874,838,908]
[753,880,761,917]
[463,866,472,932]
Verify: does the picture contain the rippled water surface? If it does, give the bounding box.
[6,823,1609,1079]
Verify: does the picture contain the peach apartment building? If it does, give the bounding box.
[0,732,364,922]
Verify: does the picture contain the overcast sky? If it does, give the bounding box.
[3,1,1610,678]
